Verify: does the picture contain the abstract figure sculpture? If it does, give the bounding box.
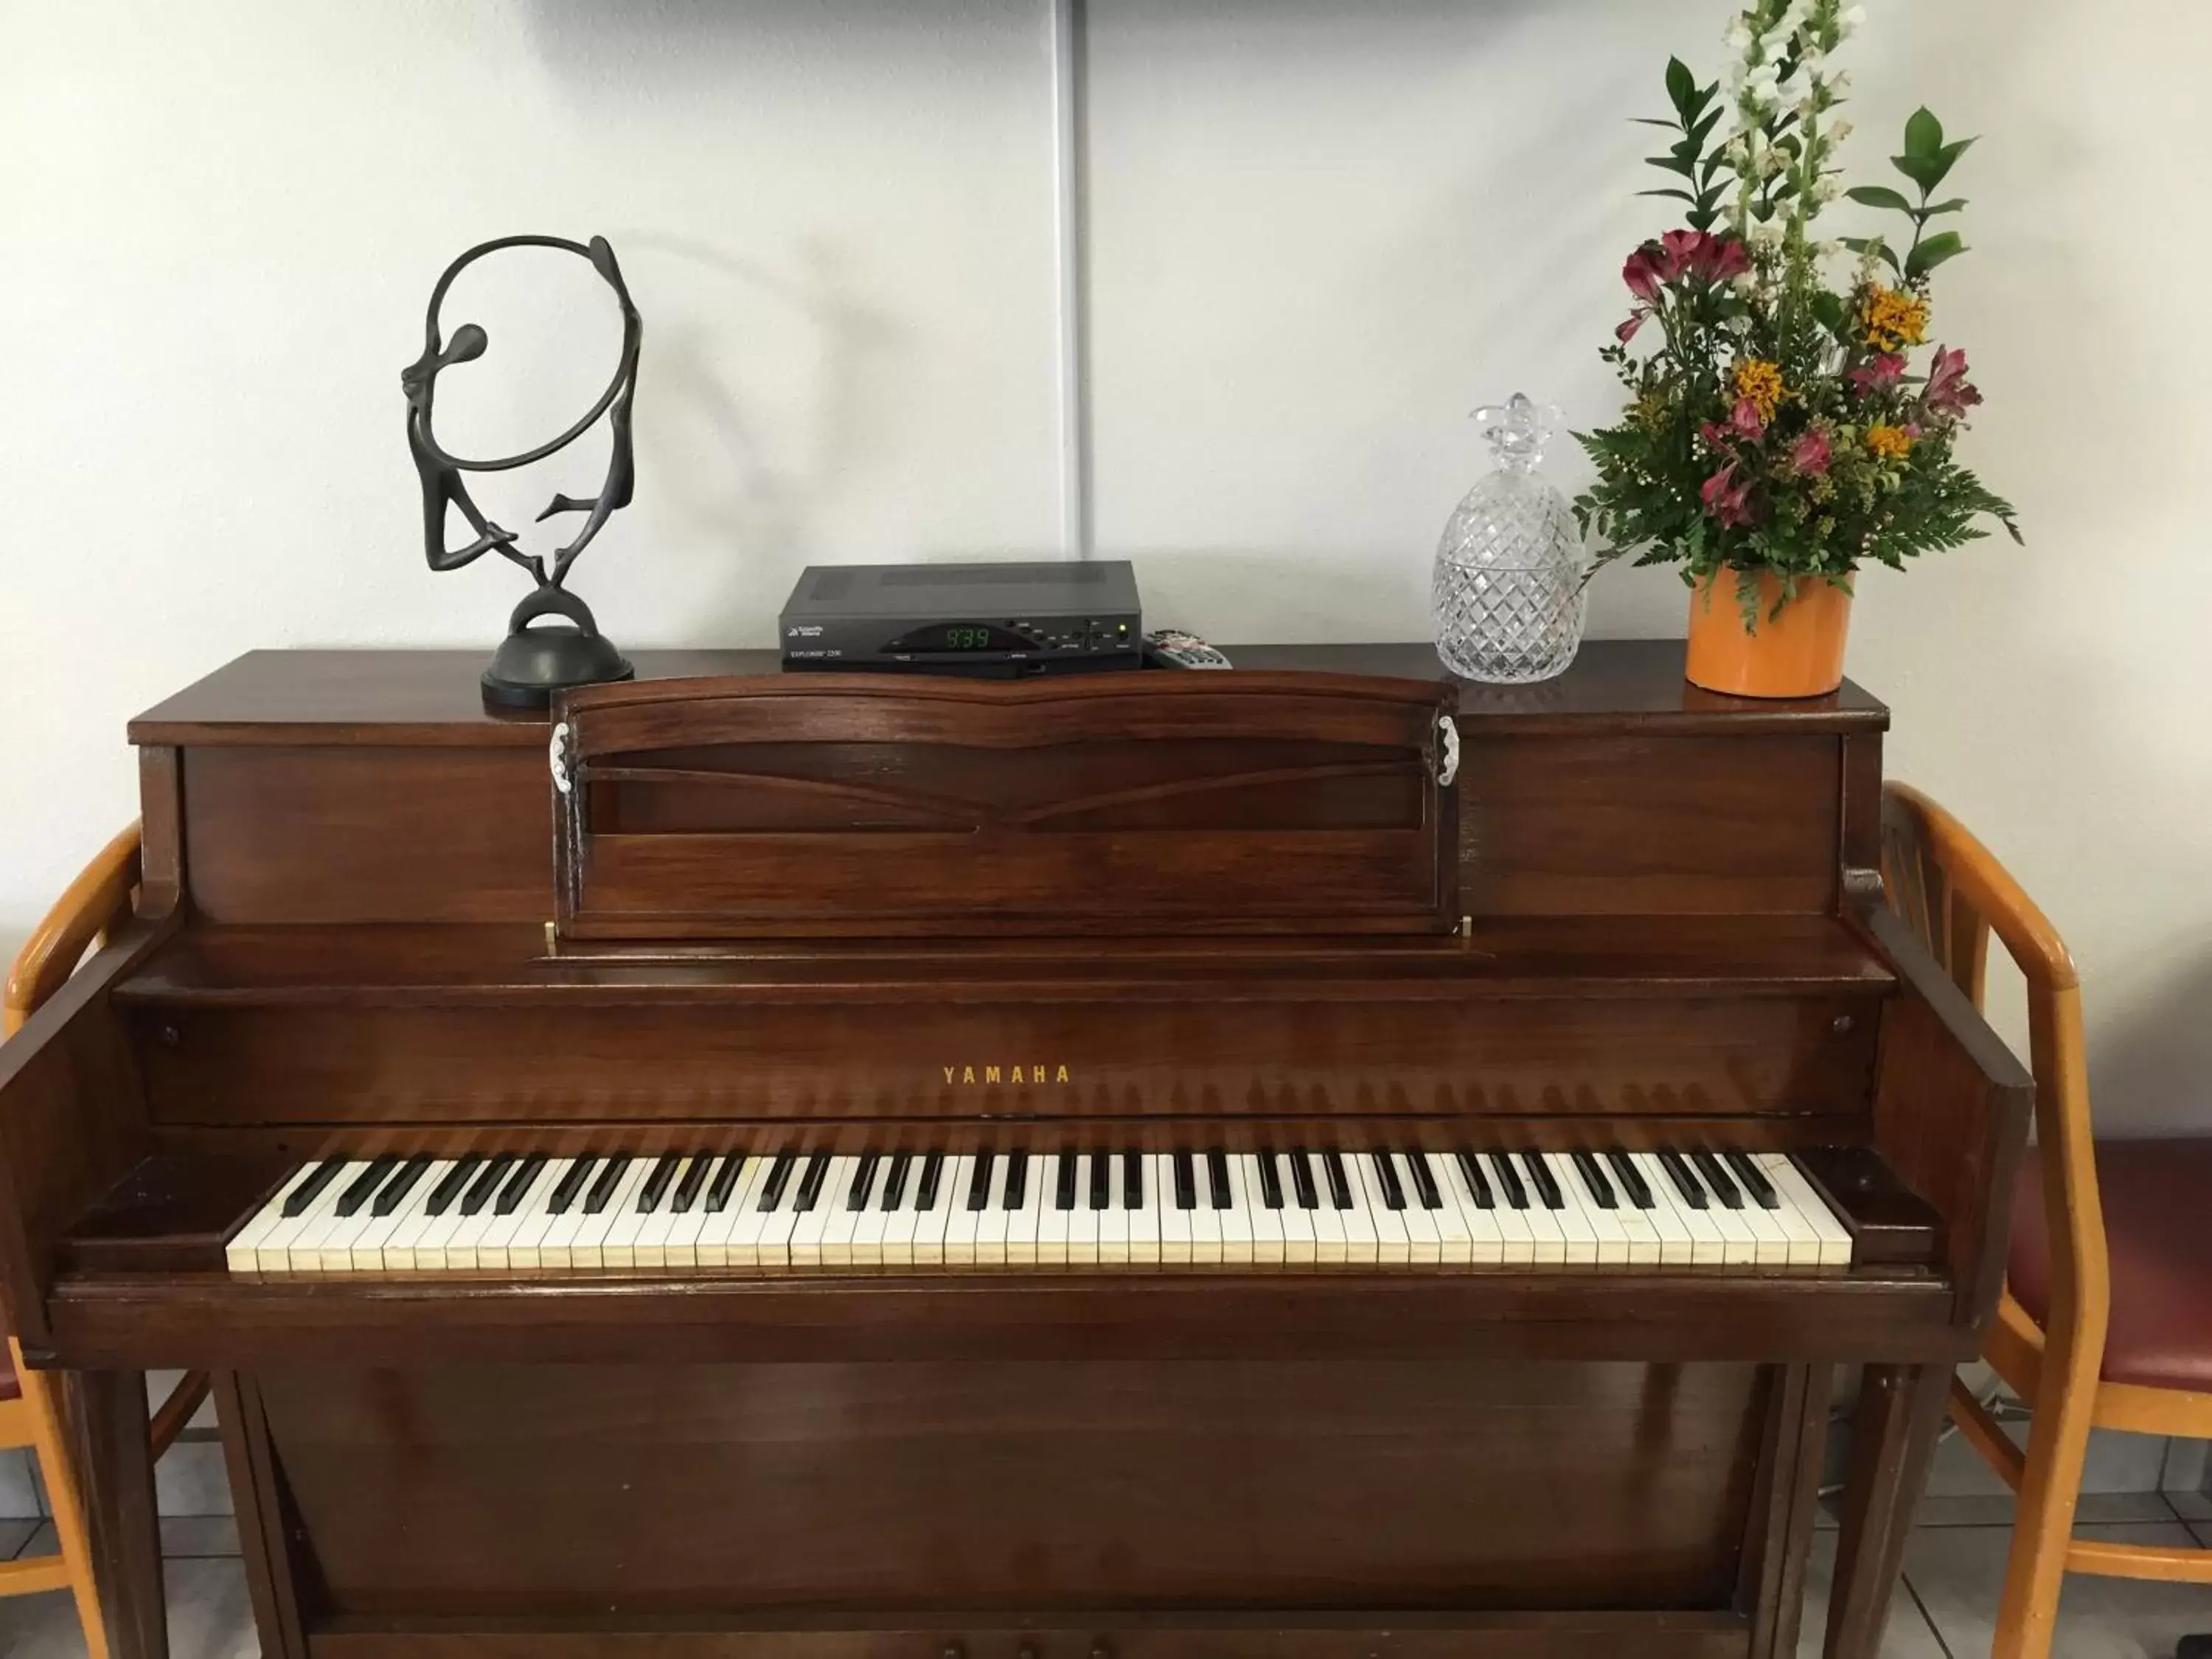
[403,233,641,708]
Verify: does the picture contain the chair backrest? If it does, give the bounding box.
[3,822,142,1040]
[1879,783,2108,1360]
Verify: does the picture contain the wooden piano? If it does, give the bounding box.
[0,641,2029,1659]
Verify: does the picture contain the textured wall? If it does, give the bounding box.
[4,0,2208,1130]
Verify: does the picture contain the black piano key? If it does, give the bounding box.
[1091,1150,1112,1211]
[848,1152,882,1211]
[965,1150,996,1212]
[495,1154,548,1217]
[334,1155,400,1219]
[371,1156,434,1217]
[1725,1150,1781,1209]
[1054,1150,1078,1211]
[1172,1150,1197,1211]
[1370,1150,1407,1211]
[281,1156,348,1219]
[1692,1148,1745,1209]
[1455,1149,1495,1209]
[916,1151,945,1211]
[1405,1150,1442,1210]
[793,1152,833,1213]
[704,1153,746,1214]
[1122,1149,1144,1210]
[883,1152,914,1212]
[548,1156,597,1216]
[1321,1150,1354,1210]
[1487,1151,1528,1210]
[1658,1148,1709,1209]
[428,1156,484,1217]
[1206,1148,1232,1210]
[1256,1150,1285,1210]
[1570,1149,1618,1211]
[1002,1150,1028,1211]
[759,1151,798,1211]
[1606,1150,1655,1208]
[669,1153,713,1215]
[1288,1150,1319,1210]
[636,1153,682,1214]
[582,1155,630,1216]
[1520,1152,1564,1210]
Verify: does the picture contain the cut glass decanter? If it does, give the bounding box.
[1431,394,1587,684]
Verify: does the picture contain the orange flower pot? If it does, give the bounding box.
[1683,569,1853,698]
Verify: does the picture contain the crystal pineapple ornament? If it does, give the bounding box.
[1431,394,1587,683]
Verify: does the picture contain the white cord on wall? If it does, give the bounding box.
[1050,0,1093,560]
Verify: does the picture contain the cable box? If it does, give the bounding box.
[779,560,1143,677]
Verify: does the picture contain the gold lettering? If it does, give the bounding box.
[1056,1065,1071,1083]
[1032,1064,1045,1084]
[962,1065,976,1085]
[942,1066,956,1085]
[985,1065,1002,1085]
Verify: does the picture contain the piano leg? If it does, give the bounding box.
[1824,1362,1951,1659]
[61,1369,168,1659]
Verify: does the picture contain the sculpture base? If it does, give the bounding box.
[480,588,633,710]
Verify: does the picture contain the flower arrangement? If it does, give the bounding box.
[1573,0,2020,629]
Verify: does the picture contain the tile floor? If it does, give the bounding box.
[0,1501,2206,1658]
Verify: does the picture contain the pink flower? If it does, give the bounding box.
[1790,428,1832,476]
[1616,310,1649,344]
[1659,229,1704,275]
[1624,247,1666,302]
[1730,398,1767,439]
[1849,353,1907,395]
[1707,237,1751,281]
[1924,347,1983,417]
[1701,462,1755,529]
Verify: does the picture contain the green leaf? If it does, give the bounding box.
[1904,107,1944,161]
[1666,56,1697,117]
[1846,185,1915,213]
[1690,108,1722,147]
[1891,153,1949,193]
[1905,230,1968,279]
[1935,136,1978,175]
[1630,117,1680,130]
[1647,154,1699,179]
[1841,235,1902,276]
[1916,198,1969,218]
[1638,187,1698,204]
[1810,291,1847,337]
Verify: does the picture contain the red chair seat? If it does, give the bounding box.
[2008,1138,2212,1393]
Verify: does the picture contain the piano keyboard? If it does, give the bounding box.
[226,1145,1857,1276]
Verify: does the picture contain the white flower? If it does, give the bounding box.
[1829,118,1854,145]
[1840,5,1867,32]
[1749,218,1788,246]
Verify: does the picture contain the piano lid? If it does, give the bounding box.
[550,672,1460,941]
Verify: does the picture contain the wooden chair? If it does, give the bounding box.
[0,823,209,1658]
[1882,782,2212,1659]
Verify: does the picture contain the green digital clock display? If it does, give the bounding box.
[886,623,1029,653]
[940,625,995,651]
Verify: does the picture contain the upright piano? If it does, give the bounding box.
[0,642,2029,1659]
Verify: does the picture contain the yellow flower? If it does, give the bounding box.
[1733,358,1787,422]
[1863,286,1930,352]
[1866,423,1915,461]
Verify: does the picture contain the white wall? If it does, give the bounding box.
[4,0,2208,1129]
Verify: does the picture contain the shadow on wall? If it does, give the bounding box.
[2090,951,2212,1138]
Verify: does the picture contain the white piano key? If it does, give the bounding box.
[814,1157,871,1267]
[1646,1153,1728,1267]
[941,1155,995,1268]
[1325,1152,1382,1266]
[1189,1154,1225,1266]
[787,1156,855,1269]
[576,1159,655,1270]
[1239,1155,1288,1265]
[226,1165,320,1274]
[658,1158,722,1270]
[753,1154,817,1273]
[469,1160,549,1271]
[875,1156,922,1268]
[846,1157,896,1268]
[696,1155,768,1268]
[1597,1159,1666,1267]
[627,1156,698,1269]
[1148,1155,1186,1265]
[1213,1152,1258,1267]
[1728,1175,1793,1266]
[1123,1152,1161,1267]
[1005,1153,1049,1267]
[1354,1152,1413,1265]
[531,1158,611,1273]
[1276,1152,1318,1265]
[1532,1155,1600,1266]
[1301,1152,1352,1264]
[1389,1153,1444,1265]
[1500,1155,1565,1265]
[1760,1153,1856,1266]
[347,1164,434,1272]
[908,1155,955,1267]
[1557,1153,1632,1267]
[1075,1152,1113,1268]
[1625,1154,1694,1267]
[504,1158,578,1273]
[379,1160,469,1273]
[1034,1154,1075,1267]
